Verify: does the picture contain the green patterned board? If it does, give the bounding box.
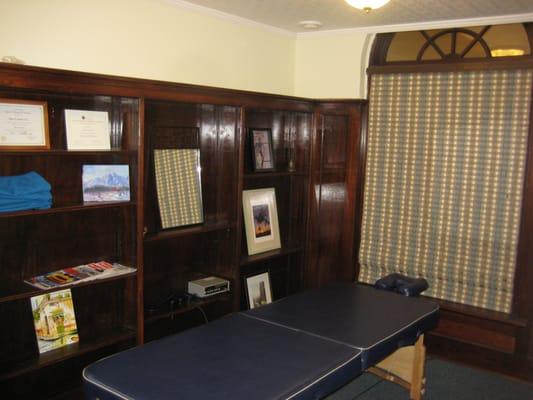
[154,149,204,229]
[359,69,533,313]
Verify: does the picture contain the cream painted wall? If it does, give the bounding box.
[293,31,371,99]
[0,0,295,95]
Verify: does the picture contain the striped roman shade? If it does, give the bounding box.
[359,69,533,313]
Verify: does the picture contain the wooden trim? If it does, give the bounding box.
[0,62,315,112]
[369,32,395,66]
[136,97,145,344]
[368,56,533,74]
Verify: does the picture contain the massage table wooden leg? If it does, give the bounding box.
[367,334,426,400]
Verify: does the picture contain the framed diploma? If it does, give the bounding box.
[0,99,50,150]
[65,109,111,150]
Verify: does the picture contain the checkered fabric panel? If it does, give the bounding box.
[154,149,204,229]
[359,70,533,313]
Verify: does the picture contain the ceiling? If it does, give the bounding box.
[171,0,533,33]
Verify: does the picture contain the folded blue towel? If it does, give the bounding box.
[0,172,52,212]
[0,199,52,212]
[0,171,51,196]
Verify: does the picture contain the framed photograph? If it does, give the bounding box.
[250,128,275,171]
[82,164,130,202]
[245,271,272,309]
[242,188,281,255]
[0,98,50,150]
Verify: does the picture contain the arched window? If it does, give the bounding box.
[371,23,532,65]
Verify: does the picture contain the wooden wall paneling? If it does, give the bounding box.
[306,101,363,289]
[240,108,313,304]
[0,63,371,395]
[513,78,533,361]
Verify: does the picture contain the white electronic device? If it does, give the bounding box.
[188,276,230,298]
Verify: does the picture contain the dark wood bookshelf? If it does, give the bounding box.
[0,149,136,156]
[143,221,234,243]
[240,246,303,267]
[0,63,366,396]
[0,327,135,381]
[243,171,306,179]
[0,270,137,304]
[0,201,136,219]
[144,293,232,324]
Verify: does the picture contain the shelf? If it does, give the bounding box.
[240,246,303,266]
[0,270,137,304]
[144,221,234,243]
[144,292,232,324]
[0,327,135,381]
[0,201,136,219]
[0,149,136,156]
[243,171,306,179]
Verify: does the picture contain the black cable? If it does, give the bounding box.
[194,305,209,324]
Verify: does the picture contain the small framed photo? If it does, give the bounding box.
[82,164,130,203]
[0,98,50,150]
[245,271,272,309]
[250,128,275,171]
[242,188,281,255]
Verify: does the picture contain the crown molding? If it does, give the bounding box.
[297,12,533,37]
[163,0,295,37]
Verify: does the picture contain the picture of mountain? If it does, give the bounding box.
[82,165,130,202]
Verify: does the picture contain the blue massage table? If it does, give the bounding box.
[83,282,439,400]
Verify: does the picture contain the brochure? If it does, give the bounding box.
[25,262,136,290]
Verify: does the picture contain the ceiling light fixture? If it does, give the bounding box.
[298,20,322,30]
[345,0,391,13]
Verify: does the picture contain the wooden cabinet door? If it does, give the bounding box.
[306,102,365,288]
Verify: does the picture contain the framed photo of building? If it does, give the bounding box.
[242,187,281,255]
[250,128,275,171]
[244,271,272,309]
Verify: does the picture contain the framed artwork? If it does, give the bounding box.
[82,164,130,202]
[242,188,281,255]
[245,271,272,309]
[0,98,50,150]
[250,128,275,171]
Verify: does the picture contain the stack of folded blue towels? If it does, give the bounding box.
[0,171,52,212]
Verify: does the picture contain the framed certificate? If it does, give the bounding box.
[0,99,50,150]
[65,109,111,150]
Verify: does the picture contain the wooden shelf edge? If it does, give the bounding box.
[240,246,303,266]
[0,271,137,304]
[0,327,136,381]
[243,171,306,179]
[0,149,137,156]
[144,221,234,243]
[144,293,232,324]
[0,201,137,219]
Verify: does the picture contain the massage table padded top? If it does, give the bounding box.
[246,282,439,367]
[83,313,363,400]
